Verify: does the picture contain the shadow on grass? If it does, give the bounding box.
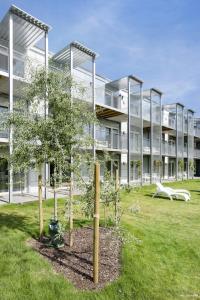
[0,212,38,238]
[145,193,172,201]
[145,193,187,202]
[145,193,155,198]
[39,245,93,281]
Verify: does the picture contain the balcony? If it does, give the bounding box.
[143,138,150,153]
[194,128,200,138]
[194,149,200,158]
[0,46,25,78]
[184,144,187,157]
[153,138,161,154]
[162,141,176,156]
[96,87,127,114]
[96,129,127,151]
[130,137,140,153]
[0,130,8,140]
[143,99,150,121]
[162,116,176,129]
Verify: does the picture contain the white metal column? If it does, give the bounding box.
[45,31,48,110]
[175,104,178,180]
[127,78,131,185]
[159,95,162,182]
[44,31,49,199]
[181,106,184,180]
[9,12,13,203]
[70,45,74,190]
[92,57,96,161]
[150,90,153,184]
[140,83,143,186]
[187,110,189,179]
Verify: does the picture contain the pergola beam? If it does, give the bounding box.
[10,5,50,32]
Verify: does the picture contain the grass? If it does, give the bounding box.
[0,180,200,300]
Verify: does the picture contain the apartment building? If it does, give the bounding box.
[0,5,200,201]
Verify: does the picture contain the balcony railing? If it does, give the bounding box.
[96,134,173,155]
[130,138,140,153]
[143,138,150,153]
[162,141,176,156]
[96,129,127,150]
[96,87,128,113]
[162,116,176,129]
[153,138,161,153]
[0,130,8,139]
[194,128,200,137]
[184,145,187,156]
[194,149,200,158]
[143,138,161,154]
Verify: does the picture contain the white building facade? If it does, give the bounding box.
[0,6,200,201]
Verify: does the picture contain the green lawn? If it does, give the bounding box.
[0,180,200,300]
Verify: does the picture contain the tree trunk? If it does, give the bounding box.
[93,162,100,284]
[38,173,43,240]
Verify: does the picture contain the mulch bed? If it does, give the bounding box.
[28,227,122,290]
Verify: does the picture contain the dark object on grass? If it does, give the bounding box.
[48,219,64,248]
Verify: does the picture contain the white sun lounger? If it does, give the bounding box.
[153,182,190,201]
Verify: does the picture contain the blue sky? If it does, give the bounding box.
[1,0,200,114]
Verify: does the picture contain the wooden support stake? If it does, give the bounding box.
[116,169,119,191]
[54,189,57,220]
[115,169,119,226]
[69,179,73,247]
[38,174,43,239]
[54,168,57,220]
[93,162,100,284]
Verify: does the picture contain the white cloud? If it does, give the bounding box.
[51,0,200,114]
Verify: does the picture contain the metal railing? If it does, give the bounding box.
[96,87,128,113]
[162,141,176,156]
[194,128,200,138]
[0,130,8,139]
[143,138,161,154]
[162,116,176,129]
[143,138,150,153]
[194,149,200,158]
[95,129,127,150]
[184,145,187,156]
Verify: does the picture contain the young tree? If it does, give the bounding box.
[0,64,96,241]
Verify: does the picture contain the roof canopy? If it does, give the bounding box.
[52,41,98,68]
[0,5,51,50]
[106,75,143,91]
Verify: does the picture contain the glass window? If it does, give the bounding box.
[0,53,8,72]
[105,90,112,106]
[13,58,24,77]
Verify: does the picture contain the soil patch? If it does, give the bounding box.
[28,227,122,290]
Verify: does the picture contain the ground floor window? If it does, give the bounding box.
[169,159,175,177]
[0,158,25,193]
[0,158,8,192]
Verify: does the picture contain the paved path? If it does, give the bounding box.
[0,190,70,205]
